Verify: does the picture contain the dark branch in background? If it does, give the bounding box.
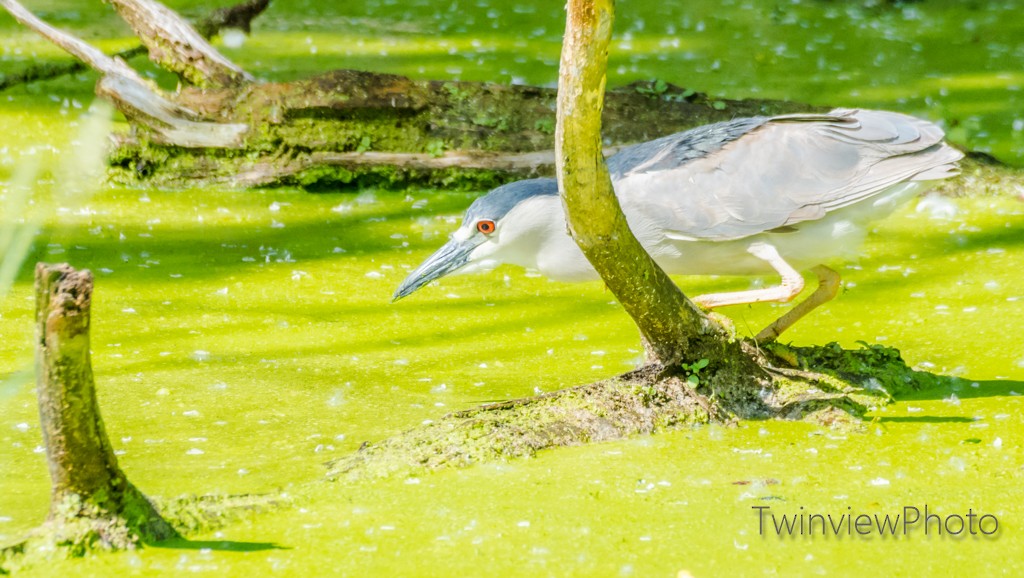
[194,0,270,36]
[0,0,269,92]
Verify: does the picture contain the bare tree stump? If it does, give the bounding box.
[31,263,177,554]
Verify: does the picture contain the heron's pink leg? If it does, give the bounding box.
[691,243,805,308]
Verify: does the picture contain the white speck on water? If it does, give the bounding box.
[186,448,204,455]
[269,202,282,212]
[291,270,309,281]
[331,203,352,213]
[215,287,228,295]
[222,28,246,48]
[943,393,961,406]
[987,247,1005,254]
[993,437,1003,449]
[33,446,45,454]
[963,306,977,313]
[591,350,606,356]
[431,383,448,394]
[365,271,382,279]
[733,539,748,550]
[995,413,1010,420]
[183,410,200,417]
[405,478,421,485]
[446,293,460,299]
[984,281,1000,290]
[355,192,377,205]
[122,307,136,314]
[915,193,958,220]
[869,477,890,486]
[517,521,530,528]
[0,517,12,523]
[271,220,285,229]
[14,423,29,432]
[393,359,409,366]
[948,457,966,472]
[191,350,210,362]
[237,468,249,475]
[907,406,922,413]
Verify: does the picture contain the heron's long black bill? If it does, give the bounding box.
[392,238,477,301]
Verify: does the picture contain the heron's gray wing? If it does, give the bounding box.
[612,108,962,241]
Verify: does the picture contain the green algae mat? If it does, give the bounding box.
[3,0,1023,575]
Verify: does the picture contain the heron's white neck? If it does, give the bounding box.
[491,195,597,281]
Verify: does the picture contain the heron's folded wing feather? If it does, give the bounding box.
[614,109,962,241]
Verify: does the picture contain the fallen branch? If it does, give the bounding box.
[1,0,248,147]
[0,0,268,92]
[108,0,252,88]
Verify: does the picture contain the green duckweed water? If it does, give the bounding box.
[3,0,1024,575]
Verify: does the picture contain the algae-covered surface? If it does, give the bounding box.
[2,0,1024,575]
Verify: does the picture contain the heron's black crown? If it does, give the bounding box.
[464,178,559,223]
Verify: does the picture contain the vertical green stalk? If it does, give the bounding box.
[554,0,723,366]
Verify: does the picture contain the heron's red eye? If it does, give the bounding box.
[476,220,496,234]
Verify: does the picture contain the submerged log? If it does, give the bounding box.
[327,342,947,480]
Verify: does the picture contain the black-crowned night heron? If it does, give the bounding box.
[394,109,962,341]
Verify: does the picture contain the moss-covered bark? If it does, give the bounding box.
[326,342,946,481]
[554,0,728,368]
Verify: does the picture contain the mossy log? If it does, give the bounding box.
[0,264,178,571]
[106,72,822,189]
[1,0,820,189]
[327,342,947,481]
